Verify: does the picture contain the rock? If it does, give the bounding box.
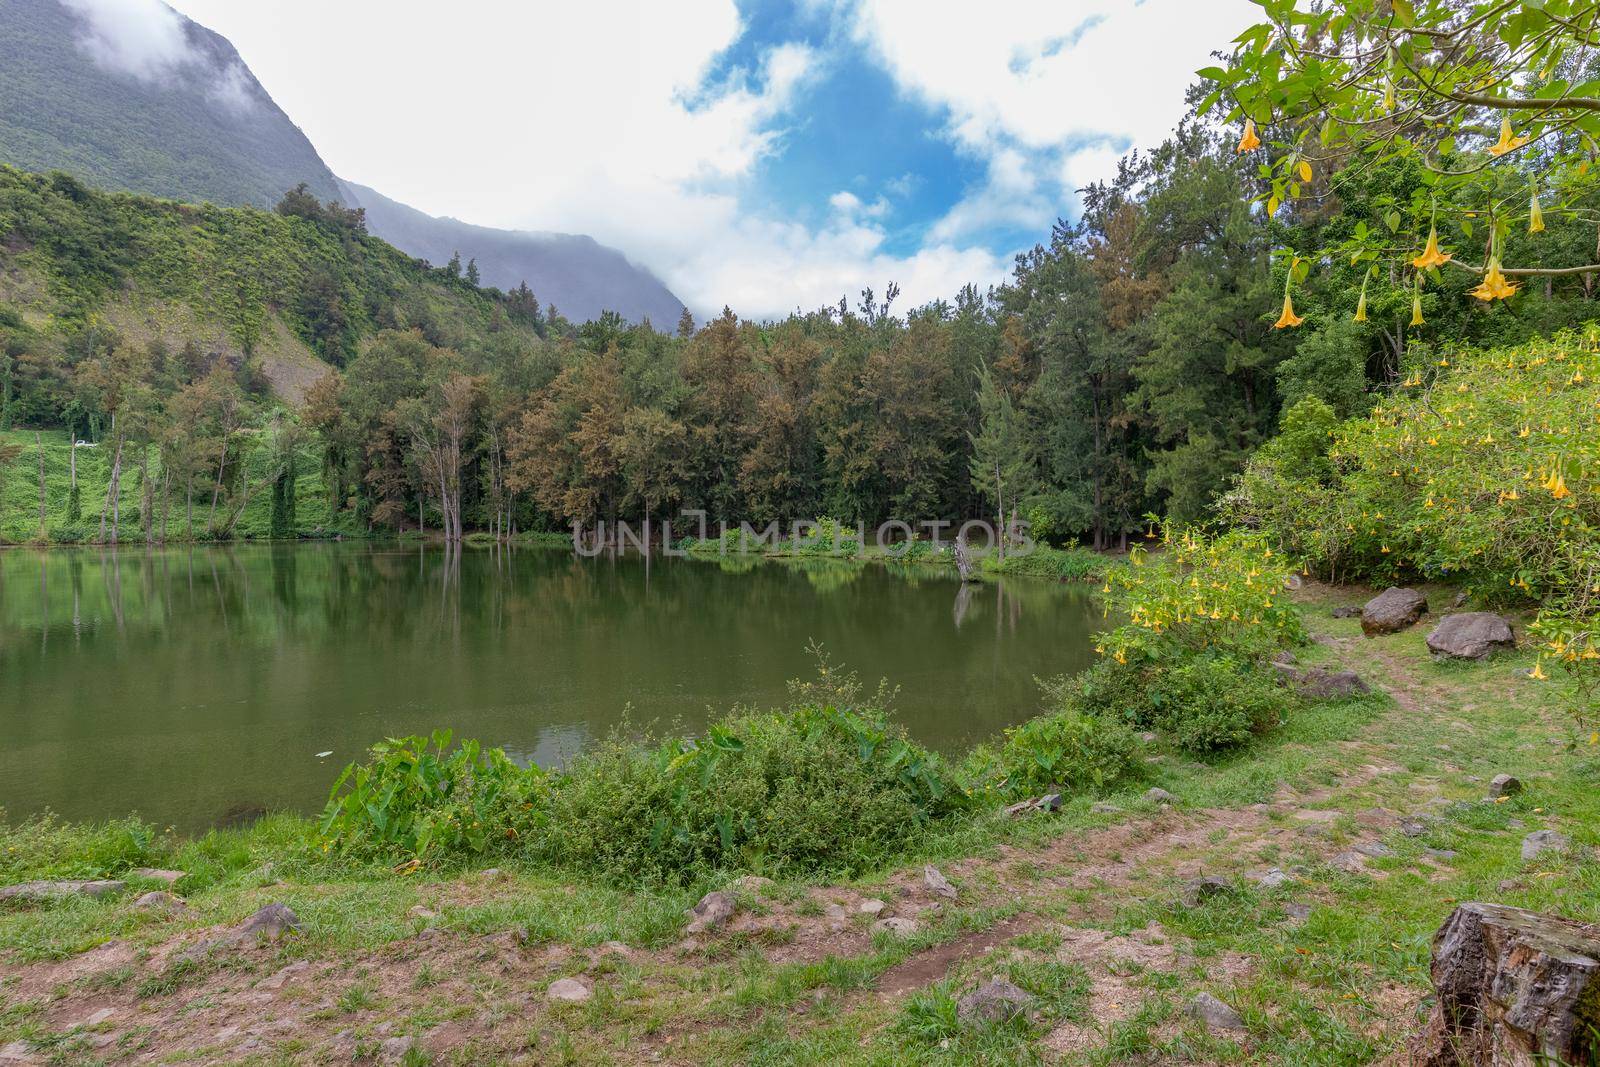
[1331,605,1361,619]
[0,1042,35,1063]
[1521,830,1571,862]
[133,891,189,914]
[1090,802,1124,814]
[1409,902,1600,1066]
[858,899,886,916]
[1181,876,1231,907]
[1508,818,1526,829]
[130,868,186,886]
[237,903,301,942]
[1427,613,1516,660]
[873,916,918,937]
[1331,851,1367,873]
[923,865,957,900]
[730,875,773,896]
[379,1036,415,1062]
[408,905,438,921]
[1188,992,1247,1032]
[1145,787,1177,805]
[1035,793,1063,813]
[1401,820,1429,838]
[68,1008,115,1029]
[956,977,1033,1024]
[1272,650,1298,666]
[1284,902,1312,922]
[1499,879,1525,893]
[259,961,309,990]
[684,891,736,935]
[1003,800,1035,817]
[0,879,125,904]
[1426,848,1459,861]
[546,977,592,1003]
[1282,666,1372,699]
[478,868,504,881]
[1361,587,1429,635]
[1355,841,1395,858]
[1488,773,1523,799]
[1258,868,1293,890]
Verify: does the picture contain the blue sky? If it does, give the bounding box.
[163,0,1255,318]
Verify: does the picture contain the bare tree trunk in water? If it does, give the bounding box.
[994,461,1005,564]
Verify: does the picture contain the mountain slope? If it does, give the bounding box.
[338,180,686,327]
[0,0,339,208]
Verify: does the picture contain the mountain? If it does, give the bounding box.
[339,181,686,328]
[0,0,340,208]
[0,0,687,326]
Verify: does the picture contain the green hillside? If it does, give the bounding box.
[0,0,339,208]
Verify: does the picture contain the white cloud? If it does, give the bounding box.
[844,0,1256,231]
[163,0,1255,319]
[60,0,194,81]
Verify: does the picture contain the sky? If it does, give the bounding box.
[149,0,1256,319]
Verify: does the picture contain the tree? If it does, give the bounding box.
[968,363,1033,559]
[1211,0,1600,321]
[465,258,481,287]
[445,251,462,279]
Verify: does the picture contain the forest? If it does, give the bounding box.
[4,37,1600,551]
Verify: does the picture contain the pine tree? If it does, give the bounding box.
[465,258,480,287]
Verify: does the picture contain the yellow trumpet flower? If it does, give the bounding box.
[1529,191,1544,233]
[1274,289,1304,329]
[1411,225,1451,270]
[1410,290,1424,326]
[1354,277,1368,322]
[1469,257,1518,302]
[1237,118,1261,153]
[1488,115,1528,157]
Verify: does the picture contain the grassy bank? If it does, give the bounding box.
[0,428,360,544]
[2,581,1594,1064]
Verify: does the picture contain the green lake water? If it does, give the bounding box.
[0,543,1099,830]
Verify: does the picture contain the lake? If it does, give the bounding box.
[0,543,1100,830]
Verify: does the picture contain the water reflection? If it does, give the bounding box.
[0,543,1099,829]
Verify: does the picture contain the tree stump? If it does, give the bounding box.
[1410,902,1600,1066]
[953,536,979,583]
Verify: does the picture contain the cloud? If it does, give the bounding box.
[60,0,259,112]
[60,0,193,81]
[843,0,1255,233]
[164,0,1255,319]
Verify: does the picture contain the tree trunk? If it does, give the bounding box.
[994,461,1005,564]
[99,413,119,543]
[106,427,124,546]
[1410,901,1600,1066]
[209,436,227,530]
[35,431,46,539]
[138,443,152,544]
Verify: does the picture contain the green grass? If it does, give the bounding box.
[984,546,1109,582]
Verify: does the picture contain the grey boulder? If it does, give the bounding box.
[1188,992,1247,1032]
[1361,587,1429,635]
[1427,613,1515,659]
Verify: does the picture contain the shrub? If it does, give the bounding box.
[985,705,1141,796]
[986,545,1106,582]
[1097,523,1305,665]
[542,701,966,884]
[1228,327,1598,598]
[319,730,547,864]
[1077,654,1293,754]
[0,812,166,882]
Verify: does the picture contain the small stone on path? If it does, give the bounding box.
[1145,788,1177,804]
[956,977,1033,1024]
[546,977,592,1003]
[1487,773,1522,799]
[923,865,957,900]
[874,916,918,937]
[1521,830,1571,862]
[685,891,736,934]
[1188,992,1246,1032]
